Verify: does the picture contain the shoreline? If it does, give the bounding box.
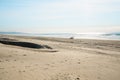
[0,34,120,41]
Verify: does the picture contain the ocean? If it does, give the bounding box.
[0,32,120,40]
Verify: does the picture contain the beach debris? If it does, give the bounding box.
[43,45,53,49]
[69,37,74,39]
[0,38,52,49]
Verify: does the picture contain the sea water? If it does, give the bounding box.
[0,32,120,40]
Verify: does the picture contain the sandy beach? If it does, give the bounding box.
[0,35,120,80]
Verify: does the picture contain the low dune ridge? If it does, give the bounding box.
[0,35,120,80]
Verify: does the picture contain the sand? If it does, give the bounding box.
[0,35,120,80]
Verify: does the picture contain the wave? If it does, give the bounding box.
[103,32,120,36]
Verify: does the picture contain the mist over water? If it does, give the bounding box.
[0,32,120,40]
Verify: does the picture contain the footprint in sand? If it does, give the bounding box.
[0,60,2,62]
[23,54,27,56]
[51,73,80,80]
[5,59,9,62]
[0,67,4,69]
[65,60,68,62]
[97,77,101,79]
[18,70,26,73]
[46,64,50,66]
[44,68,48,70]
[77,62,81,64]
[9,55,12,57]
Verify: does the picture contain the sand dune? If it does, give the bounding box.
[0,35,120,80]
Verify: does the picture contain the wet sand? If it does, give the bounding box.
[0,35,120,80]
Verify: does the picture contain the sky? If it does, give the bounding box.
[0,0,120,33]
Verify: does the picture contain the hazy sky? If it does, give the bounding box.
[0,0,120,33]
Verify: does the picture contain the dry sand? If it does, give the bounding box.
[0,35,120,80]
